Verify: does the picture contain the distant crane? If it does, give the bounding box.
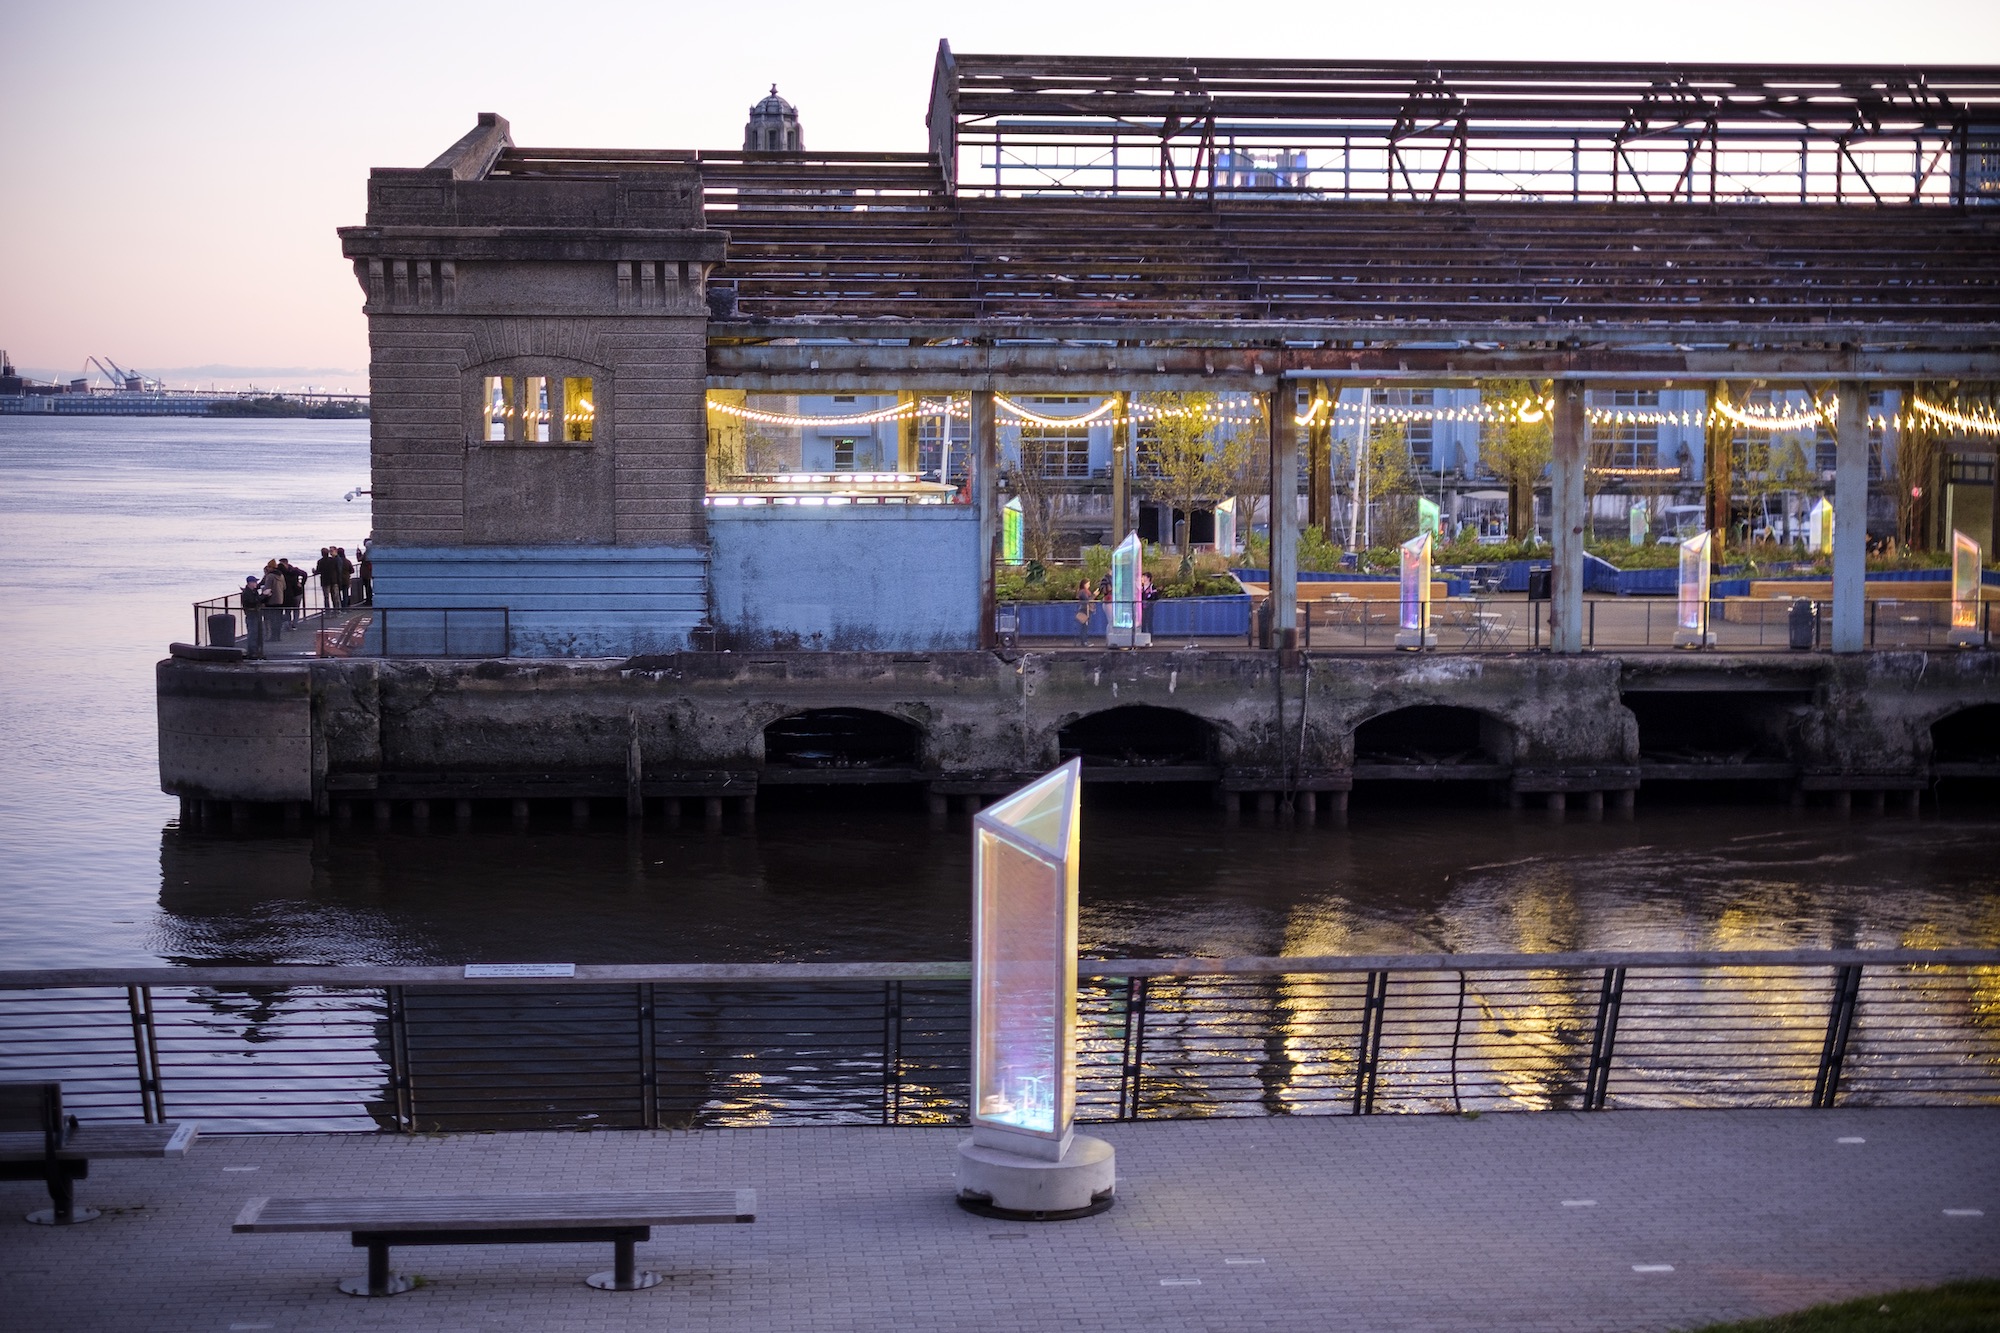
[84,356,152,392]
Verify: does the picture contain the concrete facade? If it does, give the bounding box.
[708,507,979,651]
[157,650,2000,808]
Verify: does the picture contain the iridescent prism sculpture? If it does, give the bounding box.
[1950,529,1985,647]
[1417,497,1441,538]
[1002,497,1025,566]
[955,760,1115,1219]
[1674,529,1715,647]
[1106,532,1148,648]
[1629,501,1648,547]
[1807,498,1833,555]
[1395,530,1435,648]
[1213,497,1237,555]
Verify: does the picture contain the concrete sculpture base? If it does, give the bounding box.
[955,1134,1116,1220]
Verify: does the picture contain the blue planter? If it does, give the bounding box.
[1006,594,1251,639]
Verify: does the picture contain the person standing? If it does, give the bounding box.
[1140,571,1159,636]
[354,542,373,606]
[314,547,340,611]
[334,546,355,609]
[1074,576,1096,647]
[241,574,268,654]
[279,558,306,623]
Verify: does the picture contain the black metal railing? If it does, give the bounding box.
[1216,597,1999,653]
[2,950,1993,1134]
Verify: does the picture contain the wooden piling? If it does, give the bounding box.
[510,798,530,829]
[704,795,724,830]
[571,798,591,828]
[372,799,392,831]
[410,799,429,830]
[455,798,473,831]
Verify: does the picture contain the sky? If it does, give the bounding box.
[3,0,1998,392]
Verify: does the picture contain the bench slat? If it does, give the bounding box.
[234,1189,755,1233]
[0,1123,198,1161]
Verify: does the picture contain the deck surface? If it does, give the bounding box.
[2,1109,1995,1332]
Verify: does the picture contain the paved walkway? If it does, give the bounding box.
[4,1109,1994,1332]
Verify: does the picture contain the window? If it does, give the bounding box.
[1022,423,1092,478]
[919,414,967,480]
[480,373,593,443]
[1371,388,1433,469]
[833,437,858,470]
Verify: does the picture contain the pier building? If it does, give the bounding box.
[159,46,2000,819]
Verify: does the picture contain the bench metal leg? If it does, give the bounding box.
[586,1234,662,1291]
[26,1165,98,1226]
[339,1238,416,1297]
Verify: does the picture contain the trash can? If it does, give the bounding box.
[206,613,238,648]
[1788,598,1815,651]
[1526,569,1552,601]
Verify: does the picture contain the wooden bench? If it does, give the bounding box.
[0,1081,198,1226]
[233,1189,756,1296]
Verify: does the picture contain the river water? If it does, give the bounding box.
[2,417,1998,972]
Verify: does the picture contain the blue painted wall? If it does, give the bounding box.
[709,506,979,650]
[371,545,706,657]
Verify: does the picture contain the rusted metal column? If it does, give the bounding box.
[1308,382,1333,536]
[897,391,919,472]
[1268,385,1299,643]
[1705,382,1734,554]
[1111,391,1132,542]
[1549,380,1587,654]
[1832,380,1869,653]
[973,390,999,649]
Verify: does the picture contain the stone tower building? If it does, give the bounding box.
[744,86,802,153]
[338,113,724,655]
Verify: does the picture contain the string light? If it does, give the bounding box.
[702,390,1953,437]
[1911,397,2000,437]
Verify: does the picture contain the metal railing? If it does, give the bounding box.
[1227,597,1999,653]
[2,950,1992,1134]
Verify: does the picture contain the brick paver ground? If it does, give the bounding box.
[3,1108,1994,1332]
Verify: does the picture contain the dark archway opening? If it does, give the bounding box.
[763,709,921,769]
[1931,704,2000,764]
[1352,706,1512,766]
[1623,691,1803,763]
[1059,705,1216,768]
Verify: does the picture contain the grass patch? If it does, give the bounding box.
[1694,1280,2000,1332]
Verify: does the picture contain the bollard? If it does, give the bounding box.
[1546,792,1566,815]
[1833,790,1852,818]
[571,798,591,829]
[704,795,724,831]
[410,799,430,830]
[373,799,393,831]
[1328,790,1348,827]
[740,793,757,827]
[1905,789,1922,818]
[661,796,682,828]
[1615,788,1636,818]
[1299,790,1317,820]
[455,799,473,831]
[511,798,530,830]
[1867,790,1886,816]
[1585,790,1604,819]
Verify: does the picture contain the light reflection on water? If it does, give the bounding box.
[0,416,1996,973]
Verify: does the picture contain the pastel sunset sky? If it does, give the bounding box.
[3,0,1996,391]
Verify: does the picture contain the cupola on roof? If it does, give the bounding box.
[744,84,803,153]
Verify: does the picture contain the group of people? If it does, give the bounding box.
[1072,571,1158,644]
[235,543,372,649]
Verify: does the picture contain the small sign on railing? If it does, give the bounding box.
[463,963,576,978]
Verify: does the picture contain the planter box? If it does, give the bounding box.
[1008,594,1251,639]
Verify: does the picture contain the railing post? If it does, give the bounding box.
[126,985,163,1124]
[1119,976,1148,1121]
[386,984,415,1133]
[638,983,658,1130]
[881,980,903,1126]
[1582,966,1625,1111]
[1352,970,1389,1114]
[1812,963,1863,1109]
